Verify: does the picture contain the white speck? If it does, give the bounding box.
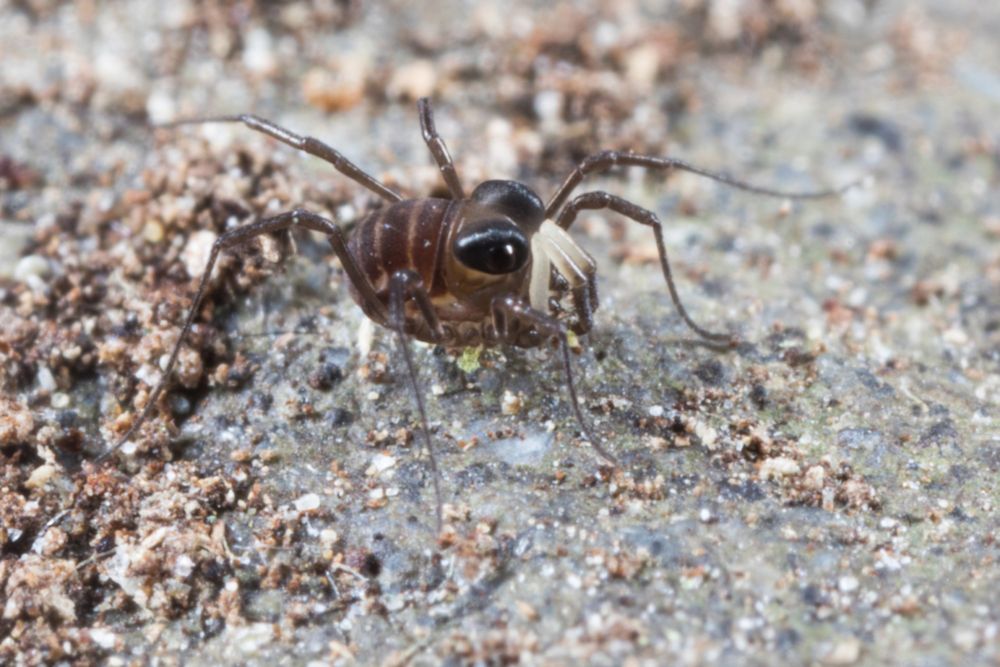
[942,327,969,346]
[366,453,397,476]
[838,576,859,593]
[874,549,902,572]
[242,28,276,76]
[804,465,826,490]
[14,254,50,282]
[232,623,275,653]
[819,636,862,665]
[25,464,57,491]
[36,366,56,392]
[294,493,321,512]
[533,90,564,129]
[387,59,437,101]
[692,419,718,449]
[501,390,522,415]
[173,554,195,578]
[647,405,664,418]
[952,627,978,652]
[88,628,117,649]
[699,508,713,523]
[181,230,218,280]
[357,318,375,357]
[591,21,620,51]
[146,86,176,124]
[336,204,357,223]
[759,457,801,480]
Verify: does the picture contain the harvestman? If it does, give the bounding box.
[105,99,855,530]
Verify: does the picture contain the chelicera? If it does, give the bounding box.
[106,98,852,530]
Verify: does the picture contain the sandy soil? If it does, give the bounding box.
[1,1,998,665]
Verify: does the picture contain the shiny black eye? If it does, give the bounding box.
[454,219,529,275]
[470,180,545,229]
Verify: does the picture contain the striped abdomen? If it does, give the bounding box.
[349,198,452,295]
[345,198,545,348]
[347,198,466,342]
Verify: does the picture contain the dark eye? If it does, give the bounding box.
[470,180,545,228]
[454,219,529,275]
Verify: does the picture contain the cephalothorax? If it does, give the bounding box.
[107,99,853,530]
[348,179,592,348]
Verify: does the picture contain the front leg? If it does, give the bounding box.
[491,295,618,466]
[555,191,732,343]
[388,270,446,533]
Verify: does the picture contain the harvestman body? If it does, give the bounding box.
[107,99,853,530]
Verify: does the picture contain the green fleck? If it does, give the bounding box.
[457,346,483,374]
[566,330,579,349]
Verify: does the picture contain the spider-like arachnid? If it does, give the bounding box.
[106,98,854,530]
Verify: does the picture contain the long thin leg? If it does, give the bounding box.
[556,191,731,342]
[101,208,386,460]
[417,98,464,200]
[545,149,859,218]
[491,295,618,466]
[157,115,403,203]
[387,270,446,534]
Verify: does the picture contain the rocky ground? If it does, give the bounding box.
[1,0,998,665]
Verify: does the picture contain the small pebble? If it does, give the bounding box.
[36,366,57,393]
[302,56,368,112]
[759,457,801,480]
[533,90,563,129]
[181,230,218,280]
[838,576,859,593]
[820,636,861,665]
[25,464,58,490]
[294,493,321,512]
[14,255,51,282]
[501,390,523,416]
[387,60,437,101]
[88,628,118,650]
[366,453,396,476]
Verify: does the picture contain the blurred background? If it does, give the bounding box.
[2,0,979,206]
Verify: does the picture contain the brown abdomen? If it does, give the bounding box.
[347,198,452,315]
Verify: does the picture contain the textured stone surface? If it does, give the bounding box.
[1,1,998,665]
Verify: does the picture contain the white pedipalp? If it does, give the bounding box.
[528,232,552,311]
[538,219,595,277]
[528,220,596,312]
